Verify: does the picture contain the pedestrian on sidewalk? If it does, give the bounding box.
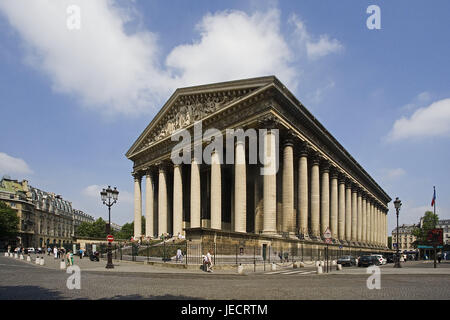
[176,248,183,263]
[48,247,51,256]
[206,250,213,273]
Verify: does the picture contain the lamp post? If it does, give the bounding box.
[100,186,119,269]
[393,197,402,268]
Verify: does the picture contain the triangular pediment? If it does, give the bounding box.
[126,76,279,159]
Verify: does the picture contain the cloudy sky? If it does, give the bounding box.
[0,0,449,232]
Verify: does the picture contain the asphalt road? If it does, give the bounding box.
[0,255,449,300]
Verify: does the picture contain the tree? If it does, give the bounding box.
[388,236,392,249]
[0,201,19,241]
[75,218,107,238]
[412,211,439,245]
[115,216,145,240]
[75,221,93,237]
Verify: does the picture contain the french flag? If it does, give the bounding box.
[431,187,436,207]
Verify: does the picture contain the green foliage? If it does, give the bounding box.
[116,222,133,240]
[0,201,19,240]
[388,236,392,249]
[116,216,145,239]
[412,211,439,245]
[75,217,107,238]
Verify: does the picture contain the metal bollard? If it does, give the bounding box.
[316,265,323,274]
[337,264,342,271]
[315,261,320,267]
[271,263,277,271]
[60,260,66,270]
[40,257,45,266]
[20,254,24,260]
[238,265,244,274]
[14,253,18,259]
[299,262,305,268]
[27,255,31,262]
[35,257,40,264]
[4,252,7,257]
[293,261,298,269]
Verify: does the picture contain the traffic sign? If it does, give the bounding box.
[107,235,114,243]
[323,228,332,239]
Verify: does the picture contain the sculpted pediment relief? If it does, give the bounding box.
[135,88,257,154]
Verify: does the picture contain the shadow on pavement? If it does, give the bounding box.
[0,285,64,300]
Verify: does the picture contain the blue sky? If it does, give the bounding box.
[0,0,449,232]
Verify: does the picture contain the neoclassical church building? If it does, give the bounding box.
[126,76,391,251]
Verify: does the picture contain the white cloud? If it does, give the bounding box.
[166,9,296,88]
[82,184,133,204]
[383,168,406,180]
[289,14,343,60]
[0,0,171,116]
[82,184,102,198]
[0,152,33,175]
[0,2,343,117]
[388,98,450,141]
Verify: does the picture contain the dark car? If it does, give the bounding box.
[385,254,395,263]
[337,255,356,267]
[358,255,380,267]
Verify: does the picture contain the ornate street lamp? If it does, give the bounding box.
[393,197,402,268]
[100,186,119,269]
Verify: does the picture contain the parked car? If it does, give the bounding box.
[36,247,43,254]
[358,255,380,267]
[385,254,395,263]
[27,248,35,254]
[337,255,357,267]
[371,254,387,265]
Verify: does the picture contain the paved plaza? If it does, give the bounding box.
[0,254,449,300]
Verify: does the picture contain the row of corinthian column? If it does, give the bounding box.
[133,133,388,247]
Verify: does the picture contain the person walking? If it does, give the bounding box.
[47,247,51,256]
[53,246,58,259]
[206,250,213,272]
[176,248,183,263]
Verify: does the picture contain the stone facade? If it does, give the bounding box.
[126,76,391,253]
[0,176,94,248]
[391,224,418,252]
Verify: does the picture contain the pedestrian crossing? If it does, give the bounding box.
[263,269,316,276]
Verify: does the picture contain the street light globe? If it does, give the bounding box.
[100,189,107,202]
[112,187,119,201]
[106,186,113,199]
[394,197,402,210]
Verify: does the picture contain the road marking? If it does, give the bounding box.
[282,270,315,275]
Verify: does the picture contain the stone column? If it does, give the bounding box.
[282,140,294,234]
[374,205,378,246]
[345,180,352,242]
[145,169,154,238]
[370,201,374,245]
[133,173,142,239]
[234,140,246,233]
[351,185,358,242]
[310,155,320,238]
[338,175,345,241]
[357,190,362,243]
[190,157,201,229]
[362,195,367,245]
[320,161,330,236]
[330,170,338,239]
[173,164,183,236]
[263,129,277,234]
[158,164,168,236]
[298,146,309,237]
[365,198,370,246]
[210,150,222,230]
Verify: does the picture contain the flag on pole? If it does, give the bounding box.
[431,186,436,207]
